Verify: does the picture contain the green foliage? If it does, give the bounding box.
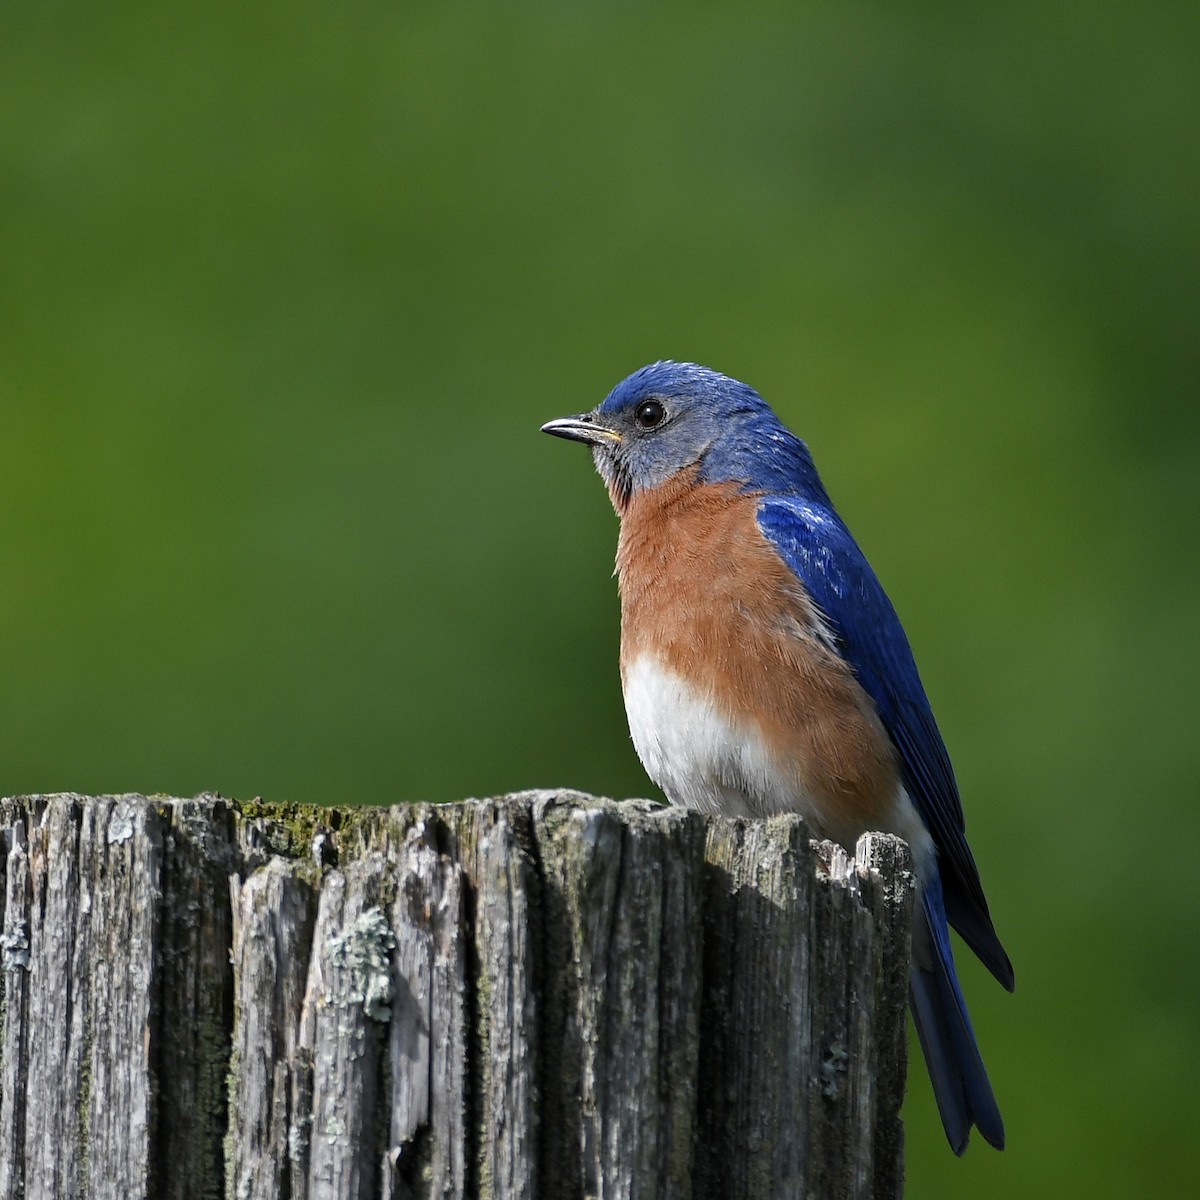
[2,3,1196,1194]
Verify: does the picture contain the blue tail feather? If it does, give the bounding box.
[910,875,1005,1155]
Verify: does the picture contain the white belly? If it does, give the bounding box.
[621,653,811,821]
[621,653,934,876]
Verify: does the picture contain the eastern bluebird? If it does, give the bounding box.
[542,361,1013,1154]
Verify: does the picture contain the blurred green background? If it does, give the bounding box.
[3,1,1196,1193]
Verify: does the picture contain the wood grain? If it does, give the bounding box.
[0,791,912,1199]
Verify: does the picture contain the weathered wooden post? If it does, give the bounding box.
[0,790,913,1200]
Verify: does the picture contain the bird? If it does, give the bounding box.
[541,360,1013,1155]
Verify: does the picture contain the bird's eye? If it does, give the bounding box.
[634,399,666,429]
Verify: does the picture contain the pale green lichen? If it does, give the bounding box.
[105,801,137,845]
[324,907,396,1022]
[288,1112,312,1164]
[0,920,31,971]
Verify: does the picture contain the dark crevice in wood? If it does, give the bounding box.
[457,817,484,1200]
[529,806,579,1200]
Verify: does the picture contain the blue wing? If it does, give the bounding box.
[756,496,1013,988]
[758,495,1013,1152]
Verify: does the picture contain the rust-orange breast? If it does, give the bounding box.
[615,469,899,829]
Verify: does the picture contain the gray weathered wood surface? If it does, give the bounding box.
[0,791,913,1200]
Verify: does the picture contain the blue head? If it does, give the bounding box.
[542,362,829,511]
